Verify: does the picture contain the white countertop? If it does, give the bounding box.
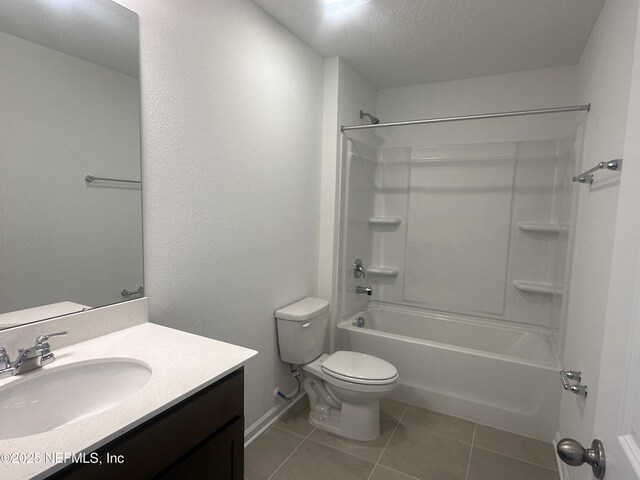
[0,323,257,480]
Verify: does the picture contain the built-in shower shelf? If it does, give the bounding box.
[369,217,402,227]
[366,266,400,276]
[517,222,569,233]
[513,280,564,296]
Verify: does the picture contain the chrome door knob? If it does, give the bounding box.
[557,438,605,479]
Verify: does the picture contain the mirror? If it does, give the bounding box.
[0,0,142,329]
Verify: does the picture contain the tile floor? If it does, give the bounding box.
[245,397,560,480]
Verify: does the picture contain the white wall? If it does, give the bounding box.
[375,66,579,148]
[0,31,142,314]
[558,0,639,474]
[319,57,377,339]
[115,0,324,432]
[318,57,340,306]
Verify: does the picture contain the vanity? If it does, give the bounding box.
[0,302,257,480]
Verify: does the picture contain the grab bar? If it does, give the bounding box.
[560,370,588,397]
[572,159,622,184]
[85,174,141,185]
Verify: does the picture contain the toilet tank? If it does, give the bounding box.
[275,297,329,365]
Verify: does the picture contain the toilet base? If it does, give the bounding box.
[307,399,381,441]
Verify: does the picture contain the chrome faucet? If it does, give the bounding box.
[9,331,68,375]
[355,286,373,296]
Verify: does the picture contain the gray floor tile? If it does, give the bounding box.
[467,448,560,480]
[308,411,398,462]
[473,424,558,470]
[369,465,419,480]
[380,398,408,421]
[244,427,304,480]
[275,396,315,437]
[400,405,476,444]
[271,440,375,480]
[379,423,471,480]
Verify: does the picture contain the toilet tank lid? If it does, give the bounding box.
[275,297,329,321]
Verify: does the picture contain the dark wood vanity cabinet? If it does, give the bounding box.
[49,368,245,480]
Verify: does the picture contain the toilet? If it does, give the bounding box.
[275,297,398,441]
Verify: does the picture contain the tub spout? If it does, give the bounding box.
[356,286,372,296]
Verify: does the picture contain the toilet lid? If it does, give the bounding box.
[322,351,398,384]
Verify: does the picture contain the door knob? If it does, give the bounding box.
[557,438,605,479]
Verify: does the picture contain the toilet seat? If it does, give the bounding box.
[321,351,398,386]
[303,354,398,394]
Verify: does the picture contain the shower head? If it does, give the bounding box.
[360,110,380,125]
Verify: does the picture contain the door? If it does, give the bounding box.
[590,256,640,479]
[586,6,640,477]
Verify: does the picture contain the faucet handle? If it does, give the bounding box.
[36,331,68,345]
[0,347,13,378]
[0,347,10,368]
[35,332,67,367]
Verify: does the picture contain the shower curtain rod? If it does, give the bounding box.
[340,104,591,132]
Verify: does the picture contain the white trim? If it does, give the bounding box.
[243,393,306,447]
[554,432,570,480]
[619,435,640,479]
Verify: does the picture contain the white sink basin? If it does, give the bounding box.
[0,358,152,440]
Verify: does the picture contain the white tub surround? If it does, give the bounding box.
[0,321,257,480]
[336,303,561,440]
[354,138,577,333]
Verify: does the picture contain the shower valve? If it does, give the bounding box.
[353,259,366,279]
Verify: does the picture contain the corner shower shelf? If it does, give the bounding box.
[517,222,569,233]
[366,266,399,277]
[368,217,402,227]
[513,280,564,296]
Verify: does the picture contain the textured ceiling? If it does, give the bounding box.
[0,0,138,77]
[252,0,605,89]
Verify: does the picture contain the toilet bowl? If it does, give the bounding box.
[275,297,398,441]
[302,352,398,440]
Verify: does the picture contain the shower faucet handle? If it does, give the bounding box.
[353,259,366,279]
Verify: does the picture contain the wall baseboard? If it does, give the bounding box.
[554,432,570,480]
[244,392,306,447]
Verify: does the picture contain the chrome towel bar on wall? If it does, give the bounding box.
[572,159,622,184]
[122,287,144,297]
[85,174,141,185]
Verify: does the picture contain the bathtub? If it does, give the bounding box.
[336,302,561,440]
